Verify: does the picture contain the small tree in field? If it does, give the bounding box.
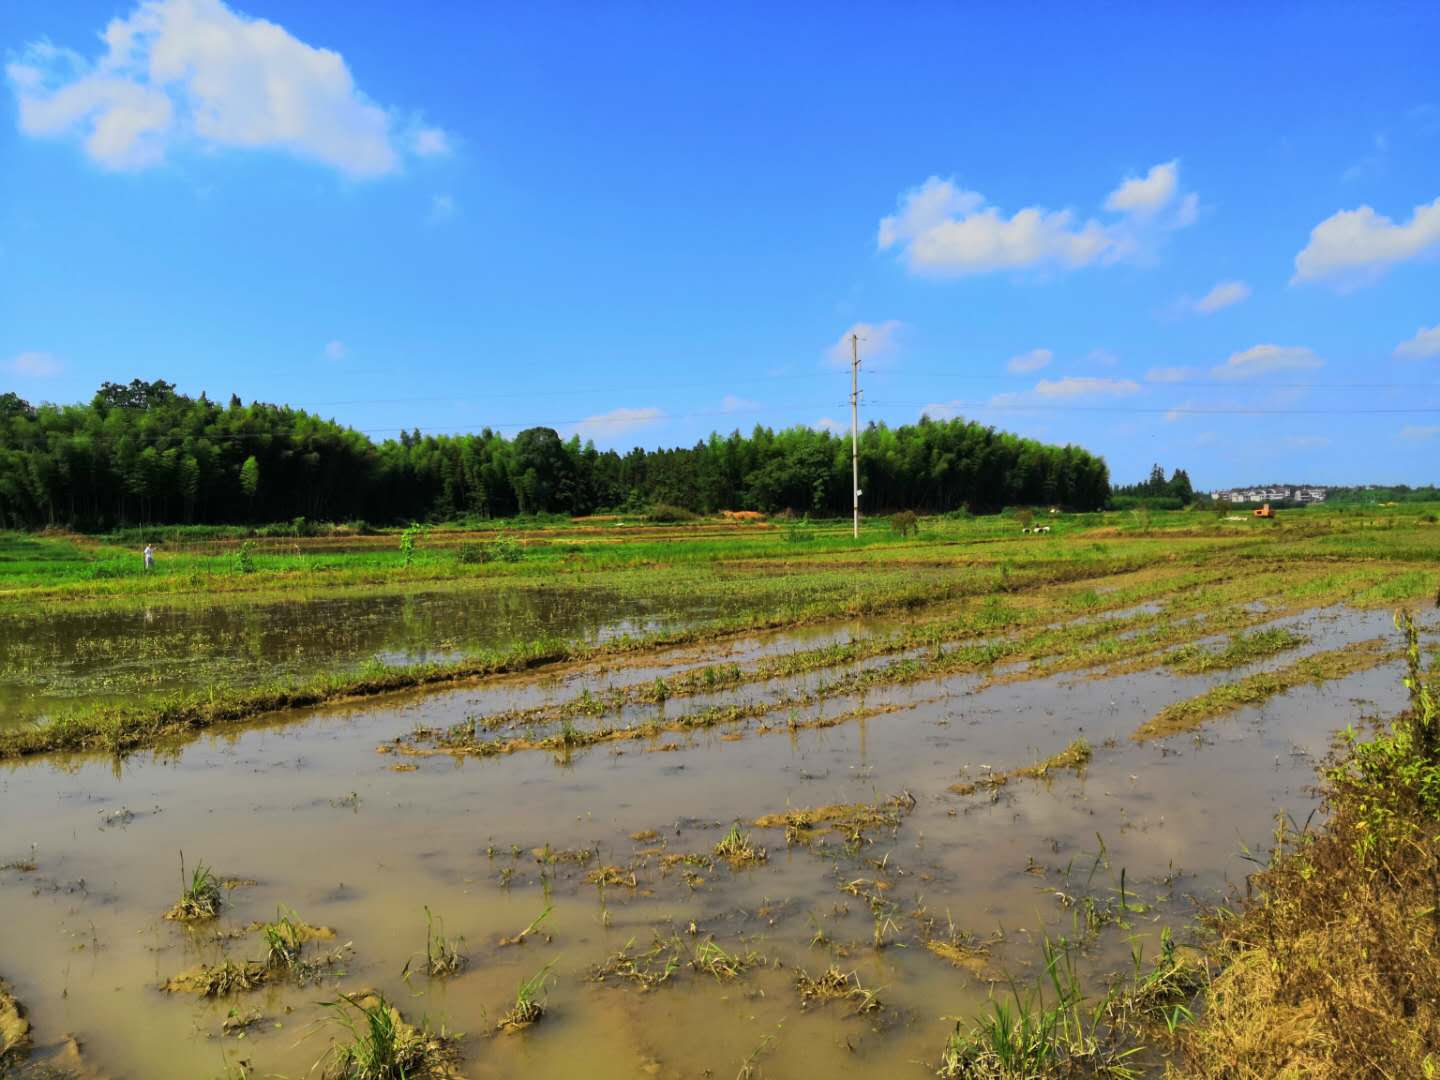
[400,522,423,567]
[890,511,919,538]
[1016,508,1034,530]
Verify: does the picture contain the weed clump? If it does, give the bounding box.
[410,907,466,978]
[934,935,1168,1079]
[316,992,459,1079]
[165,910,345,996]
[181,959,266,997]
[497,964,554,1033]
[584,865,637,889]
[949,740,1091,796]
[753,791,916,846]
[165,855,223,921]
[590,937,685,989]
[691,937,761,981]
[714,823,767,867]
[795,966,882,1014]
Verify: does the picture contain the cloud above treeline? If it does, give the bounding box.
[6,0,452,177]
[572,407,664,440]
[877,160,1197,276]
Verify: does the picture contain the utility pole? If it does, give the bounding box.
[850,332,861,539]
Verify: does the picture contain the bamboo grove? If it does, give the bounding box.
[0,380,1111,528]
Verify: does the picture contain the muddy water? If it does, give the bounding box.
[0,605,1422,1078]
[0,586,745,727]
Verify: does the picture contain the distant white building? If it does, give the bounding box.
[1212,485,1327,504]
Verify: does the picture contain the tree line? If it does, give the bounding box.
[0,380,1111,529]
[1110,464,1195,510]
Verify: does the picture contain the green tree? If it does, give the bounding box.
[239,455,260,517]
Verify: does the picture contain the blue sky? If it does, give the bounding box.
[3,0,1438,489]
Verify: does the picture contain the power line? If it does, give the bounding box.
[867,400,1440,415]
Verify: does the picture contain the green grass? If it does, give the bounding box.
[497,964,554,1032]
[2,507,1436,760]
[165,855,222,921]
[316,993,451,1079]
[1161,627,1308,674]
[1135,639,1399,741]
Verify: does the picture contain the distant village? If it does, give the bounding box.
[1211,485,1329,504]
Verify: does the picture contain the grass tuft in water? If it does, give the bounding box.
[414,907,466,978]
[714,823,767,866]
[165,853,222,921]
[496,963,554,1033]
[315,992,457,1079]
[795,965,883,1014]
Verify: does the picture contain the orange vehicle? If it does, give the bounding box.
[1254,503,1274,518]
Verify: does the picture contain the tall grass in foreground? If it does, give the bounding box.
[936,932,1195,1079]
[939,611,1440,1078]
[1172,610,1440,1076]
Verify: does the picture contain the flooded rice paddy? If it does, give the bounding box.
[2,557,1433,1077]
[0,586,740,727]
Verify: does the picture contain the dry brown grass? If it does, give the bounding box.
[0,978,30,1068]
[1173,613,1440,1078]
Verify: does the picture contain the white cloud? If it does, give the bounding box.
[1211,344,1323,379]
[1399,425,1440,442]
[1005,348,1052,374]
[878,177,1110,275]
[1292,197,1440,288]
[1145,365,1198,383]
[1193,280,1251,314]
[1164,400,1195,423]
[826,320,903,368]
[323,339,346,361]
[5,0,452,177]
[812,416,846,433]
[719,394,760,414]
[7,351,64,377]
[966,374,1142,413]
[1033,376,1140,398]
[1086,348,1119,367]
[572,407,663,440]
[1395,323,1440,360]
[878,162,1197,276]
[1104,159,1178,216]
